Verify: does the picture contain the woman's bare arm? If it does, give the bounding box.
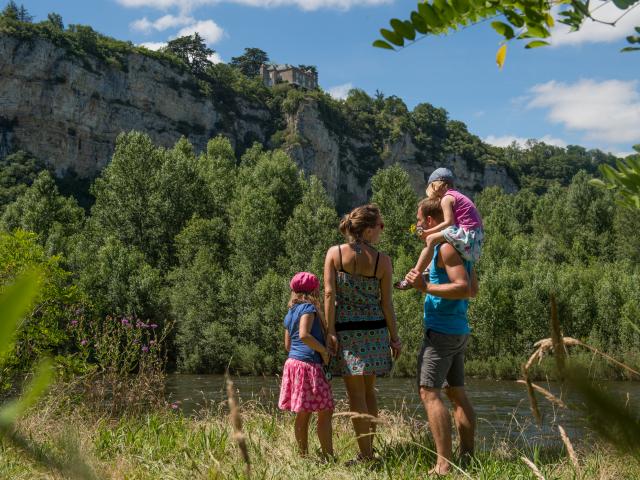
[323,246,338,355]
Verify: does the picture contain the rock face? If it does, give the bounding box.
[0,35,271,177]
[0,33,517,210]
[285,100,517,210]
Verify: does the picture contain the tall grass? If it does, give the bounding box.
[3,391,640,479]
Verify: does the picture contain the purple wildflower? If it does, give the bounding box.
[70,320,78,327]
[150,324,158,329]
[142,345,149,353]
[171,402,179,410]
[149,340,156,345]
[121,318,129,325]
[80,339,88,346]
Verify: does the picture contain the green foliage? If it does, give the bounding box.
[375,0,640,63]
[590,146,640,209]
[89,132,212,270]
[371,164,419,259]
[230,47,269,77]
[72,234,165,325]
[0,231,80,389]
[0,150,46,212]
[163,33,214,77]
[1,171,84,256]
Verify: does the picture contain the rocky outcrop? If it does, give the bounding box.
[285,100,517,208]
[0,33,517,210]
[0,34,271,177]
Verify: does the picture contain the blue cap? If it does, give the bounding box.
[428,167,454,185]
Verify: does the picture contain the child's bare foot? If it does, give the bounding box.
[393,279,412,290]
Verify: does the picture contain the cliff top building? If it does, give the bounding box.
[260,64,318,90]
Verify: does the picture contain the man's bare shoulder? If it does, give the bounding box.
[439,243,463,266]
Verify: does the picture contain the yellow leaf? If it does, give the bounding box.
[496,44,507,70]
[545,13,555,28]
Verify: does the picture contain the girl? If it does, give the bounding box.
[396,167,483,290]
[278,272,334,458]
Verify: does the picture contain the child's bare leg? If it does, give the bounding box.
[317,410,334,457]
[415,231,446,272]
[294,412,312,456]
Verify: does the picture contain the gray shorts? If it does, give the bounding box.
[417,329,469,389]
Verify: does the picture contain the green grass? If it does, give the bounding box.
[1,395,639,479]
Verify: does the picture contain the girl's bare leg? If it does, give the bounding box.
[316,409,334,457]
[294,412,312,456]
[415,231,446,273]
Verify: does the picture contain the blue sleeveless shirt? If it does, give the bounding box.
[424,244,472,335]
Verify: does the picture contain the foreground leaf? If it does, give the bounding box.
[0,271,39,358]
[496,44,507,69]
[0,358,54,427]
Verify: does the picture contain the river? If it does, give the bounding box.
[166,374,639,446]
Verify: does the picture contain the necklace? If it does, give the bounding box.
[351,239,372,255]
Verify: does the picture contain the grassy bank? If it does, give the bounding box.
[2,394,639,479]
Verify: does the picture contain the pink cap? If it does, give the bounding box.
[290,272,319,293]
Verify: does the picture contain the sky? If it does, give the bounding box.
[20,0,640,157]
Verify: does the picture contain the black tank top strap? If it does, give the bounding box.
[338,245,344,271]
[373,252,380,277]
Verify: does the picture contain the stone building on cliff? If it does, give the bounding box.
[260,64,318,89]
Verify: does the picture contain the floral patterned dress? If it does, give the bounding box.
[334,245,392,376]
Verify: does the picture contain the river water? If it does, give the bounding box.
[166,374,639,446]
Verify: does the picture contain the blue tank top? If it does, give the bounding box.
[424,244,472,335]
[284,303,324,364]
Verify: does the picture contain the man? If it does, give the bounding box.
[405,197,478,476]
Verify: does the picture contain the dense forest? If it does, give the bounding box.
[1,130,639,385]
[1,5,639,385]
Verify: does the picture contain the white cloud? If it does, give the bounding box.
[612,151,635,158]
[176,20,224,45]
[208,52,224,64]
[551,1,640,47]
[527,79,640,144]
[131,14,195,33]
[484,135,567,148]
[327,83,353,100]
[138,41,167,50]
[117,0,392,12]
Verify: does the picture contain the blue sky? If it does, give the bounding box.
[22,0,640,156]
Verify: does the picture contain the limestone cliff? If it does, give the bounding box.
[0,33,517,209]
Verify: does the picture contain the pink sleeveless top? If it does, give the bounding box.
[445,189,483,230]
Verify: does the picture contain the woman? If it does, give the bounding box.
[324,204,401,461]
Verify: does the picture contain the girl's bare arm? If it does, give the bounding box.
[284,329,291,352]
[423,195,456,237]
[299,313,329,364]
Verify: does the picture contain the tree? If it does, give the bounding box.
[374,0,640,67]
[89,133,213,270]
[16,3,30,22]
[46,12,64,31]
[370,164,419,260]
[164,33,214,76]
[297,64,317,76]
[1,171,84,256]
[282,176,340,275]
[230,48,269,77]
[1,1,18,20]
[69,25,99,55]
[0,150,46,211]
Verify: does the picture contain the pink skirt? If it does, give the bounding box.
[278,358,334,413]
